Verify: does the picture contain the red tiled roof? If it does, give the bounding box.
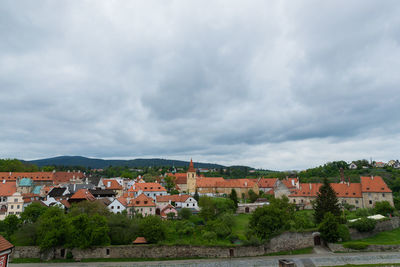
[361,176,391,193]
[156,194,191,203]
[116,197,128,206]
[289,183,322,197]
[331,183,362,198]
[257,178,278,188]
[70,189,96,201]
[54,171,85,183]
[282,178,299,189]
[129,183,166,192]
[0,182,17,196]
[60,200,71,208]
[103,179,123,190]
[0,172,53,181]
[196,177,225,188]
[167,173,187,184]
[0,235,14,252]
[216,179,256,188]
[161,204,176,217]
[128,193,155,207]
[133,237,147,244]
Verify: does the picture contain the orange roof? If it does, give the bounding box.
[161,204,176,217]
[156,194,191,203]
[289,183,322,197]
[196,177,225,188]
[282,178,299,189]
[0,172,53,181]
[331,183,362,198]
[188,159,195,172]
[167,173,187,184]
[128,193,155,207]
[70,189,96,201]
[257,178,278,188]
[216,179,256,188]
[133,237,147,244]
[361,176,391,193]
[0,182,17,196]
[54,171,85,184]
[103,179,123,190]
[116,197,128,206]
[0,235,14,252]
[129,183,166,192]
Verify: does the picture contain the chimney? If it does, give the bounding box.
[107,181,111,188]
[286,176,288,180]
[2,180,5,184]
[309,183,312,190]
[9,172,11,176]
[74,184,76,192]
[68,170,70,173]
[371,175,374,180]
[291,179,295,186]
[340,168,344,183]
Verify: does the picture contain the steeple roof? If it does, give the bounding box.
[188,159,195,172]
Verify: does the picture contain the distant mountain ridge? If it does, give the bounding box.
[26,156,226,169]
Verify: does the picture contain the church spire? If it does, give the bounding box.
[188,158,195,172]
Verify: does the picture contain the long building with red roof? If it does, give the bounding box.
[288,176,393,209]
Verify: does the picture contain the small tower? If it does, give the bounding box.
[187,159,196,194]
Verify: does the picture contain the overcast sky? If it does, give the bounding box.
[1,1,400,170]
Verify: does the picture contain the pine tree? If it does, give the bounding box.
[194,189,199,202]
[313,178,341,224]
[229,189,238,209]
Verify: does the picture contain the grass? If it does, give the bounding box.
[264,247,314,256]
[232,213,251,240]
[343,228,400,246]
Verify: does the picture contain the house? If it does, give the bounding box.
[374,162,386,168]
[127,193,156,217]
[89,188,117,198]
[16,178,34,194]
[349,162,358,169]
[108,197,127,214]
[155,194,199,212]
[68,189,96,204]
[237,201,269,214]
[360,176,393,208]
[100,179,124,197]
[160,204,178,219]
[0,182,17,220]
[6,192,24,217]
[128,183,167,200]
[196,178,259,198]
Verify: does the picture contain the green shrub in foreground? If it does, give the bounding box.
[350,217,376,232]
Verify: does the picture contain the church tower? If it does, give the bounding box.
[187,159,197,194]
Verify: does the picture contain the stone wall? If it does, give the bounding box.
[328,243,400,253]
[266,231,314,253]
[10,231,314,260]
[350,217,400,240]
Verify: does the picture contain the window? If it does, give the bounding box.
[17,205,20,209]
[111,206,114,209]
[369,200,372,205]
[117,206,120,209]
[301,199,303,203]
[11,205,13,209]
[355,200,359,204]
[106,249,110,256]
[293,199,296,203]
[14,199,17,202]
[382,193,385,197]
[150,208,152,211]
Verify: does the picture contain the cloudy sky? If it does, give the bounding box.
[1,1,400,170]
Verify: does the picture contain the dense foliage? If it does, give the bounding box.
[318,212,340,243]
[313,178,341,224]
[350,218,377,232]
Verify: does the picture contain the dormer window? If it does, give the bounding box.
[381,187,384,190]
[345,193,348,195]
[366,187,370,190]
[136,201,139,204]
[353,193,355,195]
[144,201,148,204]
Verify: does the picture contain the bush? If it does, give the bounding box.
[355,208,371,217]
[337,224,351,242]
[202,231,217,241]
[139,216,166,243]
[318,212,339,243]
[350,217,376,232]
[374,201,395,216]
[66,251,73,260]
[343,242,369,250]
[178,208,192,220]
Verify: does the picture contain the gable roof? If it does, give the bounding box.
[161,204,177,217]
[130,183,166,192]
[48,187,67,198]
[282,178,299,189]
[257,178,278,188]
[53,171,85,184]
[70,189,96,201]
[167,173,187,184]
[0,172,54,181]
[361,176,391,193]
[156,194,191,203]
[102,179,123,190]
[0,182,17,196]
[128,193,155,207]
[331,183,362,198]
[289,183,323,197]
[196,177,225,188]
[0,235,14,252]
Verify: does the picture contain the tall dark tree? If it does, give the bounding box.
[229,189,238,208]
[194,189,200,202]
[313,178,341,223]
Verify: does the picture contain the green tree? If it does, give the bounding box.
[36,207,69,249]
[318,212,340,243]
[68,200,110,217]
[108,213,139,245]
[67,214,110,248]
[229,189,239,209]
[164,176,176,193]
[194,190,200,202]
[199,196,216,221]
[1,215,20,240]
[139,216,166,243]
[248,189,258,203]
[313,178,341,224]
[20,202,47,223]
[178,208,192,220]
[249,197,294,240]
[374,201,395,216]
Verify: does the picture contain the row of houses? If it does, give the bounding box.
[0,171,199,220]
